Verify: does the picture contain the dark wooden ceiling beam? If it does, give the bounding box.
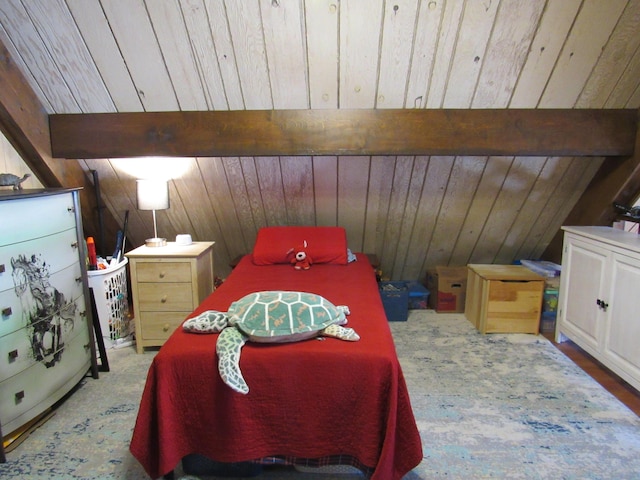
[49,108,637,159]
[544,110,640,263]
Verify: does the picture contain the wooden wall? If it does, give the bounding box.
[1,1,640,281]
[79,153,602,281]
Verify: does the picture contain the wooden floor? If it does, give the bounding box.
[544,333,640,416]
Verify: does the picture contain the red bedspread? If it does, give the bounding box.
[130,253,422,479]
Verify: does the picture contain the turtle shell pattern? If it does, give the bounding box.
[228,290,346,342]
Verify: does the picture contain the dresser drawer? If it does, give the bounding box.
[0,327,91,433]
[0,262,84,338]
[0,192,77,246]
[0,294,88,381]
[135,262,192,283]
[0,228,81,292]
[137,311,187,341]
[137,283,194,311]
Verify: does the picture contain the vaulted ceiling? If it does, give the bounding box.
[1,0,639,280]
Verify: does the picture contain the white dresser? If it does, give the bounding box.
[556,226,640,392]
[0,189,97,459]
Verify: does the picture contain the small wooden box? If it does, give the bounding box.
[465,264,545,334]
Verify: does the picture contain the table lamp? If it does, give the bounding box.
[137,179,170,247]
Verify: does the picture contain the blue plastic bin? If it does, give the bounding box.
[407,281,430,309]
[379,281,408,321]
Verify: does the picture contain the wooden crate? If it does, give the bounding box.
[465,264,545,334]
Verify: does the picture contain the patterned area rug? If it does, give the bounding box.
[1,311,639,479]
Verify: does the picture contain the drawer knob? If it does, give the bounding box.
[8,349,18,360]
[161,295,168,303]
[0,263,5,273]
[596,299,609,311]
[15,390,25,402]
[159,272,166,278]
[76,277,82,283]
[163,323,170,332]
[67,206,75,213]
[71,241,79,249]
[2,306,11,317]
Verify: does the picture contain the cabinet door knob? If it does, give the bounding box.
[2,306,11,317]
[163,323,170,332]
[596,299,609,311]
[160,295,168,303]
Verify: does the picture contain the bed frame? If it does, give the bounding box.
[130,228,422,479]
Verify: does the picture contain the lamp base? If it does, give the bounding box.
[145,237,167,247]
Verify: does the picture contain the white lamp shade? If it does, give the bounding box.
[137,179,170,211]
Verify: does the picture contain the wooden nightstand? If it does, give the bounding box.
[126,242,215,353]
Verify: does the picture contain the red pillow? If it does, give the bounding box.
[252,226,348,265]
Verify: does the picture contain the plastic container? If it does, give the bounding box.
[379,281,408,321]
[407,281,430,309]
[87,258,132,348]
[520,259,561,278]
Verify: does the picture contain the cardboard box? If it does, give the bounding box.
[426,266,468,313]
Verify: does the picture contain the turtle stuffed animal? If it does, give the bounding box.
[183,291,360,394]
[0,173,30,190]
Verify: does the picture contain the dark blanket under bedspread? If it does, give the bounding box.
[130,253,422,479]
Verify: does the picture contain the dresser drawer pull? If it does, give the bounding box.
[80,310,87,317]
[8,349,18,360]
[2,307,11,317]
[161,295,168,303]
[76,277,83,283]
[15,390,25,402]
[0,264,5,273]
[159,272,166,279]
[71,241,79,249]
[163,323,170,332]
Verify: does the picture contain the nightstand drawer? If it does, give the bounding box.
[135,262,192,283]
[137,283,194,311]
[137,312,186,341]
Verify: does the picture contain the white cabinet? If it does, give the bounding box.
[0,189,97,459]
[557,226,640,392]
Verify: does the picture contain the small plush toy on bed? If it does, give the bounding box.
[287,240,313,270]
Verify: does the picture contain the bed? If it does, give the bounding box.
[130,226,423,479]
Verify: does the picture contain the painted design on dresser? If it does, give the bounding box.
[11,253,77,368]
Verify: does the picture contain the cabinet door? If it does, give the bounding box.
[558,236,609,353]
[602,253,640,389]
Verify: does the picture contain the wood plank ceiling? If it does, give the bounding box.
[1,0,639,281]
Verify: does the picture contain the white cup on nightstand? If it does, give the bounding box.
[176,234,192,246]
